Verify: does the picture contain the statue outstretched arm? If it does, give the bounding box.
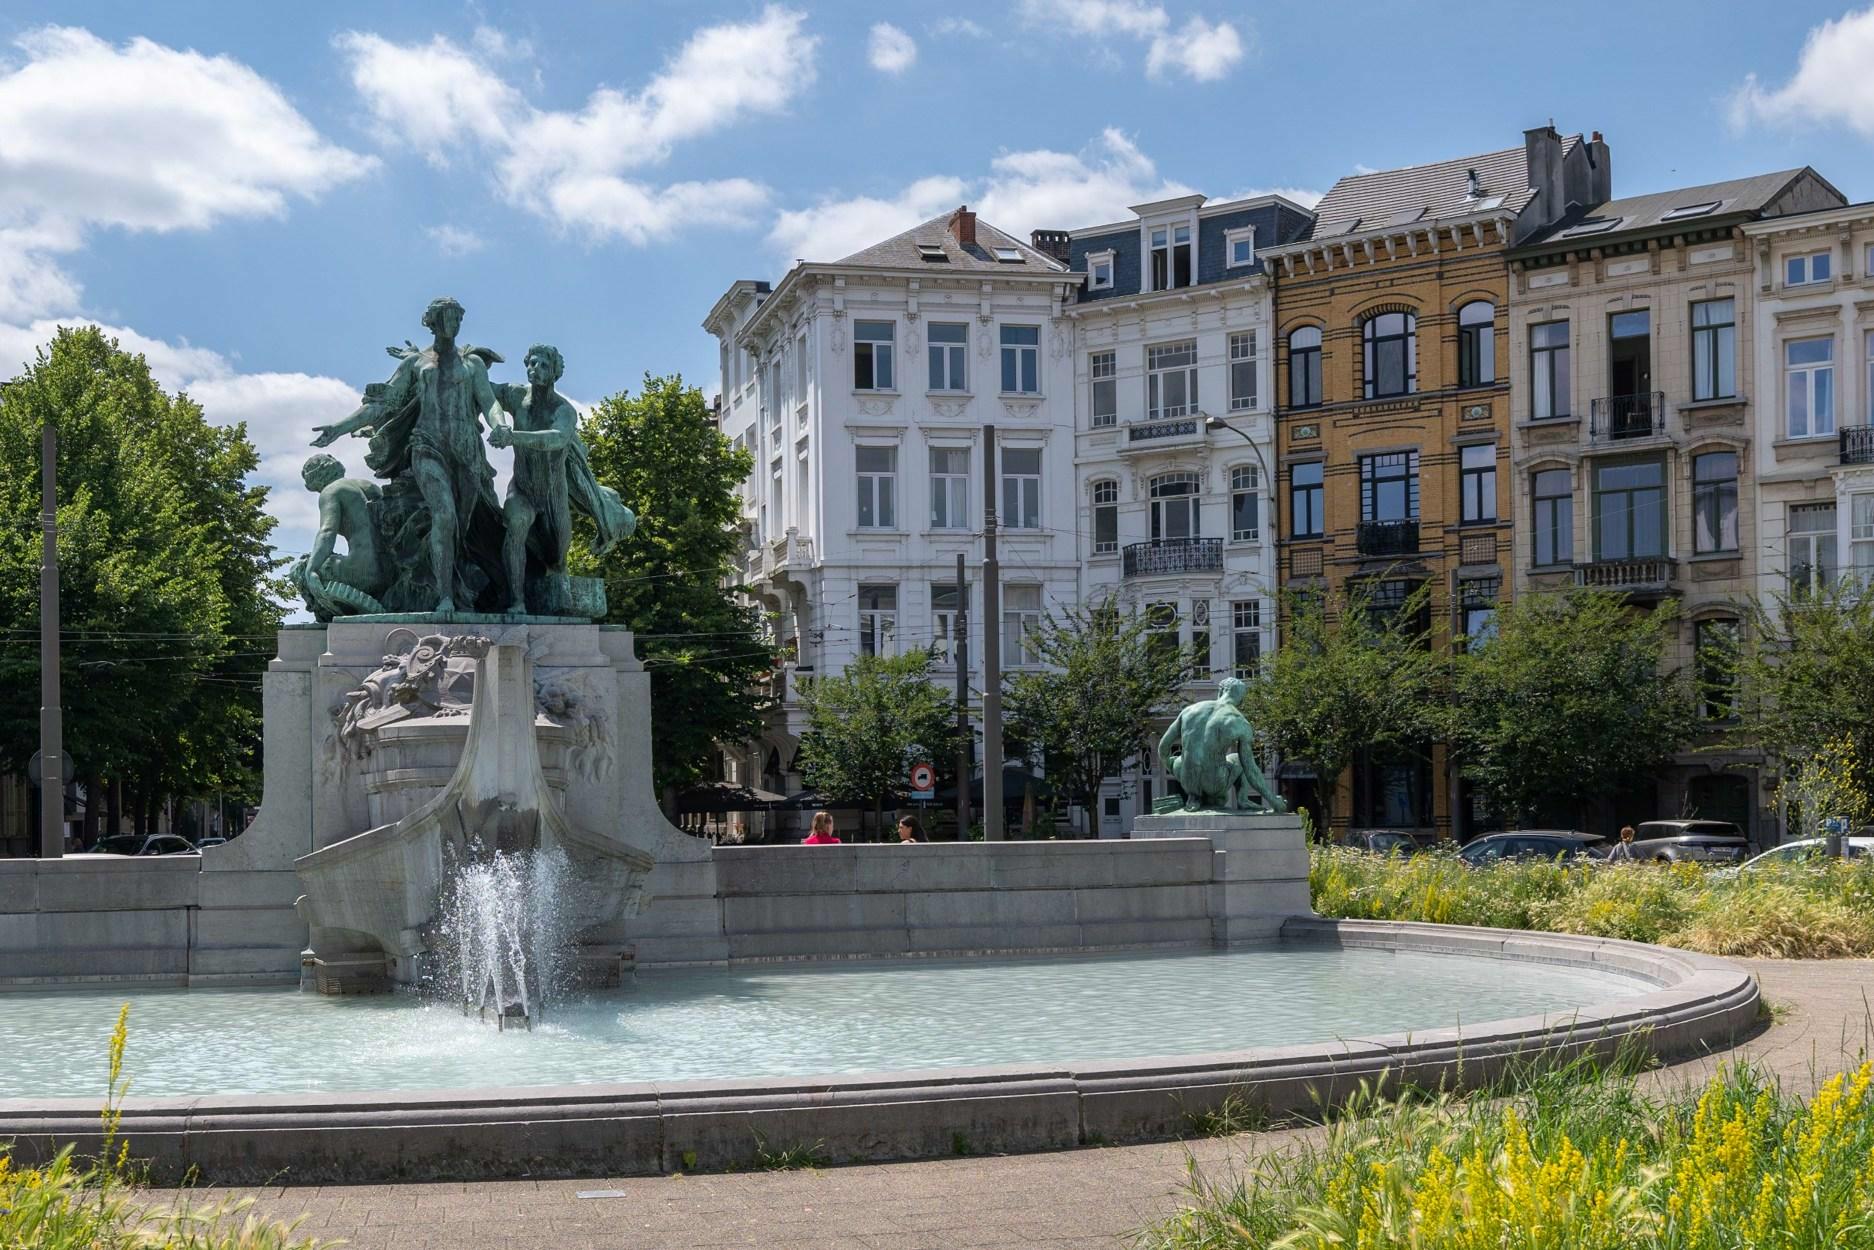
[470,360,508,430]
[313,357,416,447]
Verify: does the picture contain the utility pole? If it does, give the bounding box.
[954,552,972,838]
[981,424,1004,841]
[39,418,62,859]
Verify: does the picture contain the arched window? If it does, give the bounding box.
[1149,472,1201,542]
[1458,301,1496,388]
[1091,479,1119,554]
[1362,311,1417,399]
[1288,326,1322,409]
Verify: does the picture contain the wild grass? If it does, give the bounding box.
[1311,845,1874,958]
[1141,1056,1874,1249]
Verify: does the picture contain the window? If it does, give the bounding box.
[1088,250,1115,291]
[1001,447,1041,529]
[854,320,894,390]
[855,445,896,528]
[1866,330,1874,424]
[1229,332,1257,411]
[929,447,969,530]
[928,322,967,392]
[1529,321,1571,419]
[1091,480,1119,554]
[1786,337,1836,438]
[795,331,809,405]
[1362,311,1417,399]
[1460,444,1497,524]
[1852,493,1874,581]
[1149,223,1192,290]
[1150,472,1201,541]
[1458,577,1500,648]
[1288,326,1323,409]
[1785,251,1832,287]
[1230,466,1260,542]
[1531,468,1573,566]
[1360,451,1419,522]
[1190,600,1211,677]
[916,242,947,263]
[1145,601,1179,666]
[1691,299,1736,401]
[931,583,962,665]
[1532,469,1573,566]
[1290,462,1324,539]
[1231,600,1262,679]
[1089,350,1117,427]
[1147,340,1198,418]
[1000,325,1040,394]
[1788,503,1838,595]
[769,455,784,528]
[1226,227,1255,268]
[1457,301,1496,388]
[993,246,1024,264]
[1692,451,1738,554]
[1695,618,1739,720]
[858,585,897,656]
[1593,460,1666,560]
[1004,585,1042,666]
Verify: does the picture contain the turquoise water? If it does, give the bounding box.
[0,946,1647,1098]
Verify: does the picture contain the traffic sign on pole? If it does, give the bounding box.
[909,762,935,801]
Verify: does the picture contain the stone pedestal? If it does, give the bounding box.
[1129,811,1314,944]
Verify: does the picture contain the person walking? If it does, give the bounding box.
[801,811,842,845]
[896,815,927,843]
[1606,825,1637,862]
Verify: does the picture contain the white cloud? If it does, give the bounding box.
[931,17,988,37]
[339,6,817,243]
[769,130,1210,261]
[1146,16,1243,82]
[1017,0,1247,81]
[1731,7,1874,136]
[868,23,918,74]
[425,223,488,256]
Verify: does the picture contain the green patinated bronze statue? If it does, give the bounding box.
[1157,677,1288,814]
[290,454,389,616]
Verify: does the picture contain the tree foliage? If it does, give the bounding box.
[1002,604,1190,838]
[0,326,282,822]
[1241,582,1444,829]
[1449,589,1695,825]
[575,374,773,795]
[1730,581,1874,778]
[796,650,959,831]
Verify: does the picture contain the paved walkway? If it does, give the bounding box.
[163,958,1874,1250]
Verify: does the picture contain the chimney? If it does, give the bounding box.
[948,205,977,248]
[1523,124,1566,230]
[1586,130,1613,205]
[1030,229,1072,264]
[1466,168,1481,198]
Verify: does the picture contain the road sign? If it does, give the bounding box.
[909,762,935,801]
[27,750,73,786]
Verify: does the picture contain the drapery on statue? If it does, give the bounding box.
[489,344,635,616]
[1158,677,1288,814]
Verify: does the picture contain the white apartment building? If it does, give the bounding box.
[704,208,1080,810]
[1055,193,1316,828]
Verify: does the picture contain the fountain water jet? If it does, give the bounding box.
[432,843,580,1029]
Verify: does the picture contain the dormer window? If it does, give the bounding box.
[916,242,949,263]
[993,246,1024,264]
[1087,249,1115,290]
[1150,223,1193,290]
[1225,227,1256,269]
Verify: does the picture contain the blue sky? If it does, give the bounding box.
[2,1,1872,561]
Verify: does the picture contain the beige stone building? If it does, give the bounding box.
[1506,169,1845,836]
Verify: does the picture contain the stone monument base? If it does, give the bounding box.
[1129,811,1314,944]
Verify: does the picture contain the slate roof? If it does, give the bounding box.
[1310,138,1581,238]
[835,211,1069,273]
[1517,169,1813,248]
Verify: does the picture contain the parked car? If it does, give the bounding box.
[194,836,228,850]
[1620,820,1751,864]
[1459,831,1604,866]
[1340,829,1421,856]
[93,833,198,857]
[1731,836,1874,873]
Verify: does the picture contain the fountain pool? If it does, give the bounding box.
[2,943,1652,1098]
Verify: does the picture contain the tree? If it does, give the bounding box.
[1449,589,1695,827]
[1778,735,1871,847]
[1241,582,1443,833]
[795,650,959,837]
[574,374,773,797]
[1730,581,1874,779]
[1002,604,1189,838]
[0,327,282,841]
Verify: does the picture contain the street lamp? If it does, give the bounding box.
[1201,412,1271,487]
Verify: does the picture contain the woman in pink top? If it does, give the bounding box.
[801,811,841,844]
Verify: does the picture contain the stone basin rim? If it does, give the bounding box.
[0,919,1761,1183]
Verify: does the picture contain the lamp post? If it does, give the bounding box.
[1202,412,1272,485]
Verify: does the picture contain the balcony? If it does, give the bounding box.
[1119,415,1205,454]
[1572,557,1677,596]
[1123,537,1223,578]
[1357,519,1420,558]
[1841,425,1874,465]
[1589,392,1665,442]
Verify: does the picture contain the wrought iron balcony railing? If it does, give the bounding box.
[1122,537,1223,578]
[1841,425,1874,465]
[1357,519,1420,557]
[1125,416,1201,443]
[1588,392,1665,441]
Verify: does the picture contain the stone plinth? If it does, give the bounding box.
[1129,811,1314,944]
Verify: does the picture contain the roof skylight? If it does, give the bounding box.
[1660,200,1722,222]
[1560,216,1621,238]
[993,246,1025,263]
[916,242,949,262]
